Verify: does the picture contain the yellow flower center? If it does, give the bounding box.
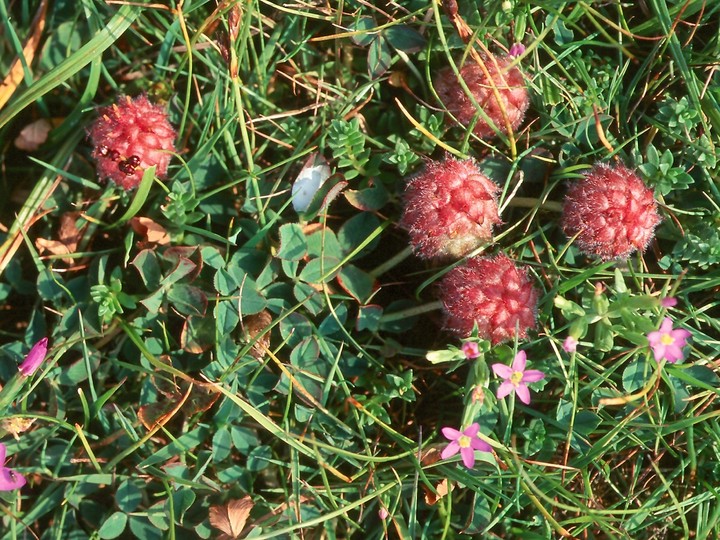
[458,435,472,449]
[510,371,524,387]
[660,334,675,346]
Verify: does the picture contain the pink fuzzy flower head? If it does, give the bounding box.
[440,423,491,468]
[647,317,691,363]
[400,157,500,260]
[440,254,539,344]
[561,163,661,260]
[88,95,177,190]
[434,54,529,139]
[491,350,545,405]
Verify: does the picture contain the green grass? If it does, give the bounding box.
[0,0,719,538]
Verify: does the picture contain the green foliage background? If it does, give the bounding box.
[0,0,719,538]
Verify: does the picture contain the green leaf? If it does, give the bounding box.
[337,264,376,303]
[212,427,233,462]
[98,512,128,540]
[298,256,342,284]
[356,304,383,332]
[247,445,272,472]
[166,284,207,317]
[132,250,162,289]
[623,359,650,393]
[168,488,196,524]
[109,166,157,228]
[277,223,308,261]
[368,36,392,78]
[385,25,426,53]
[350,16,377,46]
[115,480,143,513]
[338,212,381,259]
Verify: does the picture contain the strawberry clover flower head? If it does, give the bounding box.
[561,163,661,260]
[0,443,26,491]
[88,95,177,190]
[491,350,545,405]
[647,317,691,363]
[440,423,491,468]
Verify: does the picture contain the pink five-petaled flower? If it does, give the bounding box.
[440,423,491,468]
[0,443,26,491]
[461,341,480,359]
[491,350,545,405]
[19,337,48,377]
[647,317,691,363]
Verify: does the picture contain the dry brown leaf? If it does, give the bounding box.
[209,496,253,539]
[1,418,36,440]
[35,211,85,265]
[14,118,52,151]
[129,216,170,246]
[242,310,272,359]
[424,478,452,505]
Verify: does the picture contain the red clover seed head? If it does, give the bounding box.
[400,157,501,260]
[440,254,539,344]
[88,95,177,190]
[561,163,661,260]
[435,55,529,139]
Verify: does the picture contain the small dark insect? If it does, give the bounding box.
[118,160,136,176]
[108,149,121,161]
[126,155,141,167]
[97,145,109,157]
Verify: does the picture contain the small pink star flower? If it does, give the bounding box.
[491,350,545,405]
[440,423,491,468]
[19,337,48,377]
[461,341,480,359]
[562,336,578,353]
[0,443,26,491]
[647,317,691,363]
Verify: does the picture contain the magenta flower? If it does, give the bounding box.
[461,341,480,359]
[19,337,48,377]
[661,297,678,308]
[509,43,526,58]
[647,317,691,363]
[562,336,578,353]
[440,423,491,468]
[491,350,545,405]
[0,443,26,491]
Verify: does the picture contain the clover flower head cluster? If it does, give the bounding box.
[440,254,539,344]
[400,157,501,260]
[561,163,661,260]
[434,54,529,139]
[88,95,177,190]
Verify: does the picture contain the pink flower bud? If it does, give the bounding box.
[19,338,48,377]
